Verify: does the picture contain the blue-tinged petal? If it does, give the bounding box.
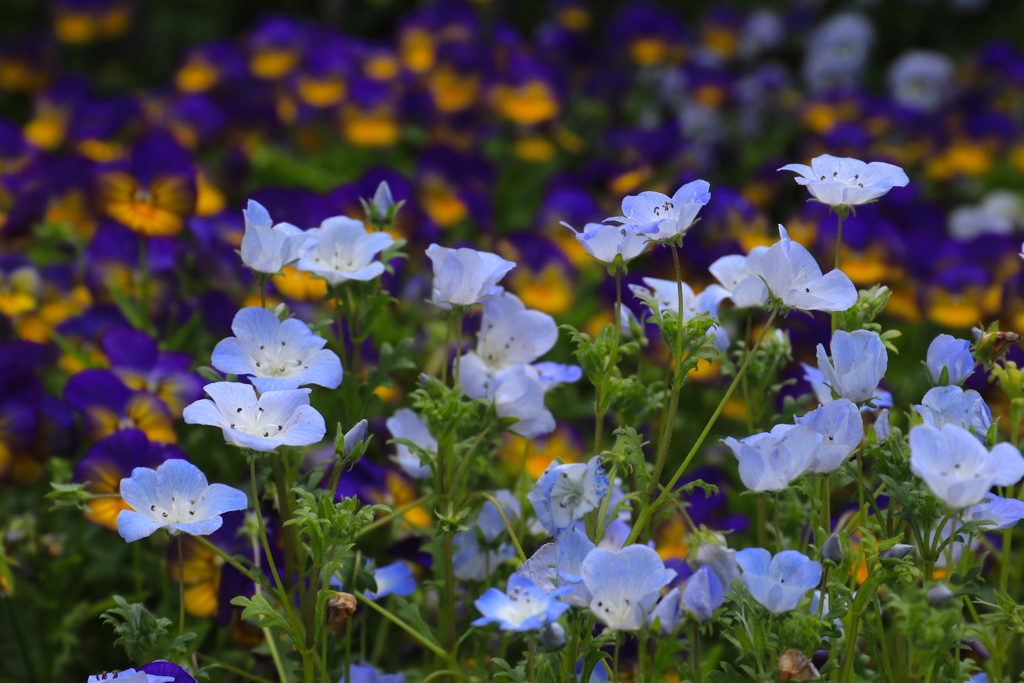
[196,482,248,518]
[157,459,208,500]
[168,518,223,536]
[117,509,165,542]
[735,547,771,575]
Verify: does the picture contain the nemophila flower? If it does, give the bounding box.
[239,199,311,275]
[650,565,723,633]
[724,424,820,492]
[778,154,909,208]
[472,574,571,632]
[582,544,676,631]
[762,226,856,312]
[454,491,520,581]
[295,216,394,284]
[913,386,992,439]
[909,423,1024,508]
[606,179,711,242]
[337,663,405,683]
[874,409,891,442]
[554,527,598,607]
[795,399,864,473]
[386,408,434,479]
[709,246,769,308]
[801,363,891,410]
[560,221,654,267]
[816,330,888,403]
[690,534,740,590]
[100,327,204,417]
[426,244,516,309]
[517,542,558,593]
[491,364,556,439]
[926,334,975,385]
[628,277,732,350]
[964,494,1024,530]
[802,12,873,90]
[117,459,247,542]
[183,382,326,451]
[888,50,955,113]
[64,369,177,444]
[736,548,821,614]
[211,307,342,392]
[365,562,417,601]
[74,430,185,530]
[532,362,584,391]
[529,457,609,533]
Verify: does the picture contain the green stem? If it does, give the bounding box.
[693,625,701,681]
[773,491,782,553]
[247,533,290,683]
[454,309,464,387]
[625,306,779,546]
[442,312,453,386]
[455,492,527,562]
[612,631,621,683]
[354,495,432,538]
[195,653,277,683]
[594,273,623,454]
[757,494,767,549]
[353,589,455,664]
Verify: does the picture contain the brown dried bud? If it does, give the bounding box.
[326,592,357,637]
[778,649,820,681]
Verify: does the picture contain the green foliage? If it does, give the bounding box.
[100,596,194,665]
[45,482,93,512]
[834,286,902,354]
[230,593,297,642]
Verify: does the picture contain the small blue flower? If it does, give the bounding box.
[736,548,822,614]
[532,362,584,392]
[913,386,992,439]
[425,244,515,309]
[724,424,820,492]
[295,216,394,284]
[648,586,682,634]
[629,277,732,350]
[926,334,975,386]
[683,565,725,623]
[337,663,405,683]
[690,534,740,590]
[183,382,327,452]
[211,307,343,392]
[888,51,955,113]
[117,459,247,543]
[555,527,597,607]
[491,365,556,439]
[582,544,676,630]
[762,226,857,312]
[606,180,711,242]
[561,221,654,266]
[816,330,888,403]
[453,492,520,581]
[778,154,908,208]
[365,562,417,601]
[385,408,434,479]
[795,399,864,474]
[964,494,1024,530]
[528,457,609,533]
[910,423,1024,508]
[372,181,396,218]
[874,408,891,442]
[239,199,311,274]
[471,574,571,632]
[709,246,769,308]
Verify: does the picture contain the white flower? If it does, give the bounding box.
[778,155,909,208]
[762,225,857,312]
[426,244,515,309]
[239,200,311,274]
[295,216,394,284]
[708,246,769,308]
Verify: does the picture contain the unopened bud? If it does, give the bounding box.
[878,544,913,561]
[927,583,954,608]
[820,534,842,565]
[778,649,820,681]
[538,622,566,651]
[326,592,358,636]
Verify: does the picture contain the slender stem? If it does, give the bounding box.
[334,290,349,369]
[454,309,464,387]
[354,495,433,538]
[625,306,779,545]
[594,273,623,453]
[177,535,186,640]
[353,589,454,663]
[195,653,277,683]
[773,492,782,553]
[455,492,527,562]
[249,534,290,683]
[757,494,768,549]
[193,536,265,587]
[442,312,453,385]
[612,631,621,683]
[741,313,754,433]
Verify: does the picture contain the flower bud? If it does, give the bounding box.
[927,583,954,608]
[538,622,566,651]
[878,544,913,561]
[778,649,820,681]
[820,533,842,565]
[326,592,358,637]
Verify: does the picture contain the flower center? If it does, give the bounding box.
[227,404,286,439]
[251,340,309,377]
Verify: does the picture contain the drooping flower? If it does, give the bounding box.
[815,330,888,403]
[385,408,435,479]
[117,459,248,543]
[528,457,609,533]
[628,277,732,350]
[295,216,394,284]
[964,494,1024,530]
[560,221,654,267]
[183,382,326,451]
[471,574,571,632]
[926,334,975,386]
[606,179,711,242]
[723,424,820,492]
[795,399,864,473]
[778,154,909,208]
[649,565,723,633]
[211,307,343,392]
[365,562,417,601]
[453,491,520,581]
[490,364,557,439]
[913,386,992,439]
[239,199,311,274]
[762,226,857,312]
[708,246,769,308]
[582,544,676,630]
[736,548,821,614]
[425,244,515,309]
[909,423,1024,508]
[689,534,740,590]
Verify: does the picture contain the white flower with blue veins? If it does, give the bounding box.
[762,226,857,312]
[582,544,676,631]
[795,398,864,474]
[239,199,311,274]
[909,423,1024,508]
[561,221,654,266]
[605,179,711,242]
[295,216,394,284]
[709,246,769,308]
[116,459,248,543]
[183,382,326,452]
[385,408,435,479]
[778,154,909,208]
[736,548,821,614]
[816,330,888,404]
[724,423,820,492]
[426,244,515,309]
[211,307,343,392]
[913,386,992,439]
[628,277,732,350]
[471,574,571,632]
[528,457,609,533]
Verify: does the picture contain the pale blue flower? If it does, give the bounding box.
[211,307,343,392]
[453,492,519,581]
[582,544,676,630]
[648,586,682,634]
[779,154,908,208]
[802,13,874,91]
[966,674,988,683]
[295,216,394,284]
[724,424,820,492]
[532,362,583,392]
[909,423,1024,508]
[926,334,975,386]
[471,574,571,632]
[964,494,1024,530]
[577,660,610,683]
[683,565,724,623]
[183,382,326,452]
[338,663,405,683]
[341,419,368,458]
[555,527,597,607]
[425,244,515,309]
[762,226,857,312]
[888,50,955,113]
[372,181,395,217]
[736,548,821,614]
[365,562,417,601]
[689,534,740,589]
[628,277,732,350]
[796,399,864,473]
[517,542,558,593]
[491,365,556,439]
[385,408,434,479]
[116,459,247,543]
[709,246,769,308]
[816,330,888,403]
[874,408,891,442]
[561,221,654,266]
[528,457,609,533]
[606,180,711,242]
[913,386,992,439]
[239,199,311,274]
